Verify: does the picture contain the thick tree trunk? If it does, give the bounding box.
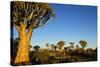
[14,35,29,65]
[14,24,33,65]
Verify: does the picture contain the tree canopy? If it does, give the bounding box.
[79,40,87,48]
[11,1,54,29]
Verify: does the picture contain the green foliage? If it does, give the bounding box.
[79,40,87,49]
[12,37,97,65]
[57,41,65,51]
[69,42,74,49]
[30,40,96,64]
[33,45,40,51]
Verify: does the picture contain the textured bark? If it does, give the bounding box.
[14,23,33,65]
[11,2,53,65]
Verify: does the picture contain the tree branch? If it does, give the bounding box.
[13,22,20,32]
[27,22,34,40]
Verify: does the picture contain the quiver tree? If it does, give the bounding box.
[33,45,40,52]
[69,42,74,50]
[46,43,50,50]
[79,40,87,49]
[57,41,65,52]
[51,44,55,51]
[11,1,54,65]
[76,45,80,50]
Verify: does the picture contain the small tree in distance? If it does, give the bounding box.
[79,40,87,49]
[69,42,74,50]
[33,45,40,52]
[46,43,50,50]
[57,41,65,52]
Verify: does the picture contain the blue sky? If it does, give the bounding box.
[13,3,97,49]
